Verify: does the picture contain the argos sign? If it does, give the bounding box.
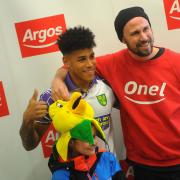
[41,123,59,158]
[163,0,180,30]
[0,81,9,118]
[120,160,134,180]
[15,14,66,58]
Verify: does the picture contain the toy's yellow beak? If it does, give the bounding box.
[67,93,86,115]
[49,92,94,133]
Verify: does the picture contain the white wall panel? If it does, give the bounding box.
[0,0,179,179]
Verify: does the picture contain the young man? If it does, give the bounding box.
[20,26,118,155]
[52,7,180,180]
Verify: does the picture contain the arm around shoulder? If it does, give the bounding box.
[51,66,69,101]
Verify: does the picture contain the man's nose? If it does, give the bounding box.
[86,59,94,67]
[139,32,148,41]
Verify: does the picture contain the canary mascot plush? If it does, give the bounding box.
[49,92,106,161]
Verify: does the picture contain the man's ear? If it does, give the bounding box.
[63,56,70,68]
[121,37,126,44]
[63,56,69,67]
[62,56,67,64]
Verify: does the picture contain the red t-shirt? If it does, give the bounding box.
[96,48,180,167]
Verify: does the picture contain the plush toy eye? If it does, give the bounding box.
[56,102,63,108]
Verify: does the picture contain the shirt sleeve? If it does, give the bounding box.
[96,53,115,80]
[39,89,54,123]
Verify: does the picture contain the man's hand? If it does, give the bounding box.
[51,67,70,101]
[23,89,48,124]
[20,89,49,150]
[51,77,69,101]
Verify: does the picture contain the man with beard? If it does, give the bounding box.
[51,6,180,180]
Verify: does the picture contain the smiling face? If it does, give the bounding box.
[63,48,96,90]
[122,17,154,57]
[70,125,98,157]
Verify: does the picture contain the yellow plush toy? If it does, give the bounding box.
[49,92,106,161]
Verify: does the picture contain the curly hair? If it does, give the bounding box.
[57,26,96,55]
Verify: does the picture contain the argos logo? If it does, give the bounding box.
[124,81,166,105]
[120,160,134,180]
[41,124,59,158]
[23,26,63,47]
[15,14,66,58]
[0,81,9,118]
[163,0,180,29]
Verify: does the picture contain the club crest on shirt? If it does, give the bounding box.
[96,94,107,106]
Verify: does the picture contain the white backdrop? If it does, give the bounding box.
[0,0,179,179]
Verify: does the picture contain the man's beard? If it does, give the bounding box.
[126,38,154,57]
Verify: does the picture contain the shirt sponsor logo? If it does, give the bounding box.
[15,14,66,58]
[124,81,166,105]
[163,0,180,30]
[0,81,9,118]
[95,114,110,130]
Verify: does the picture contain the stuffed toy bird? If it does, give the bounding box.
[49,92,106,161]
